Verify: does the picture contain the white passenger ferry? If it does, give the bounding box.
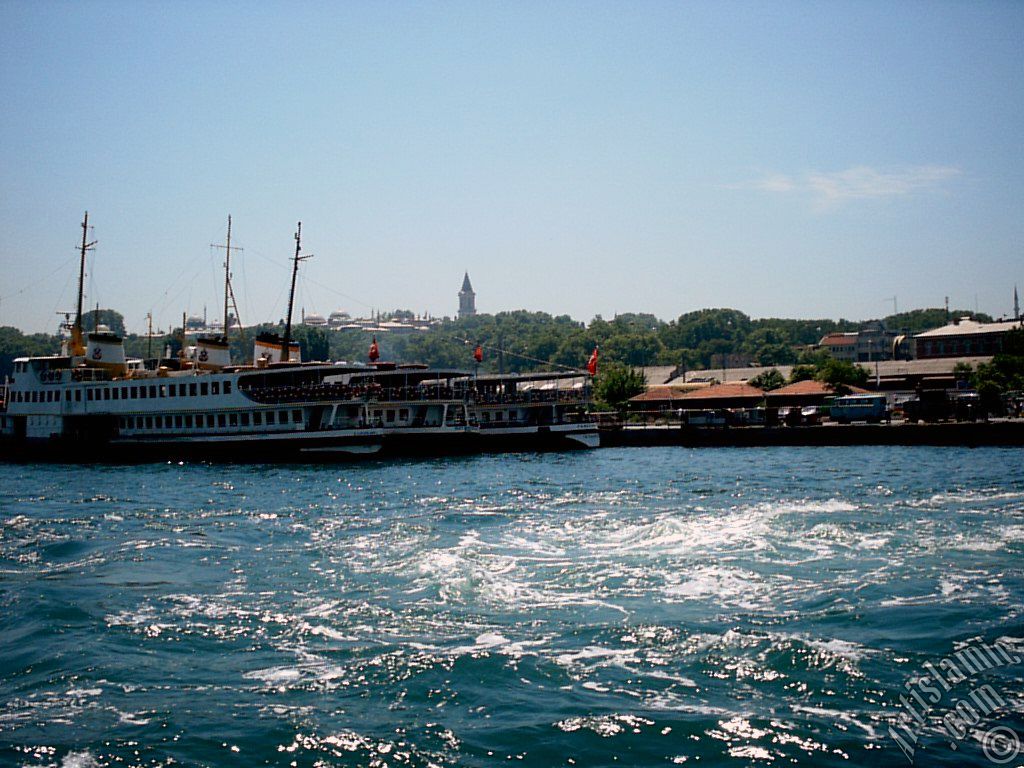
[0,217,598,461]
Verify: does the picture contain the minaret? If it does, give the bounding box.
[1015,285,1020,322]
[458,272,476,319]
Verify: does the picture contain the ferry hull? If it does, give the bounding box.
[377,425,600,457]
[0,425,599,463]
[0,431,384,464]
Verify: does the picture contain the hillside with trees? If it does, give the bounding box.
[0,305,996,383]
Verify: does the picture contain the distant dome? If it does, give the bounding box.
[329,310,350,320]
[304,313,327,326]
[185,315,205,328]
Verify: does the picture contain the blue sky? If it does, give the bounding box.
[1,0,1021,334]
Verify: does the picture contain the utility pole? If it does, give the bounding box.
[281,222,312,364]
[211,215,243,341]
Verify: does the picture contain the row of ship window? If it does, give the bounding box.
[120,409,304,431]
[12,380,233,404]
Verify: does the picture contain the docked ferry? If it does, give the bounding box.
[0,218,598,461]
[0,335,597,461]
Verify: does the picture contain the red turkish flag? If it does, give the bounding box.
[368,336,380,362]
[586,346,598,376]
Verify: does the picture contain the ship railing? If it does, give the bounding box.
[475,411,596,428]
[240,383,592,406]
[557,411,599,425]
[70,368,113,382]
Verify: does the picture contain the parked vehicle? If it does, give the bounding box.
[903,389,951,423]
[950,391,982,422]
[800,405,827,425]
[830,394,889,424]
[684,409,728,427]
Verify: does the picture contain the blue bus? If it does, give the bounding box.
[830,394,889,424]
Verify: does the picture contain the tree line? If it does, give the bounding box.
[0,305,999,383]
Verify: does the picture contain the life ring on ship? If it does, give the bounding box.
[92,348,103,360]
[198,349,209,362]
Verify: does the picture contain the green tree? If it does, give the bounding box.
[659,308,751,368]
[883,308,992,334]
[815,358,870,392]
[80,308,126,336]
[290,326,330,361]
[0,326,59,379]
[594,364,646,410]
[953,361,974,386]
[748,368,786,391]
[970,330,1024,413]
[789,364,816,383]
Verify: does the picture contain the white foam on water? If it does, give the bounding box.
[116,709,151,726]
[645,669,698,687]
[643,692,735,715]
[305,624,356,641]
[555,645,637,667]
[663,564,767,609]
[948,533,1005,552]
[710,715,770,741]
[999,524,1024,542]
[446,631,552,659]
[555,713,654,737]
[728,745,774,760]
[244,666,302,683]
[789,634,873,663]
[791,704,883,740]
[474,631,509,648]
[782,499,859,515]
[65,687,102,698]
[61,752,99,768]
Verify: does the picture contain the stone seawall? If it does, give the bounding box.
[601,421,1024,448]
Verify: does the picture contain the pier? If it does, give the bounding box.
[600,418,1024,448]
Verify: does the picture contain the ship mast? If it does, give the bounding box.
[72,211,97,356]
[223,216,231,339]
[211,215,242,342]
[281,221,312,364]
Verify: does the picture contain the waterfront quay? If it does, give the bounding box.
[601,417,1024,448]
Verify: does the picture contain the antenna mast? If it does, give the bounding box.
[212,215,243,341]
[72,212,98,355]
[281,221,312,364]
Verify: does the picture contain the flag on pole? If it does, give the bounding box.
[586,346,599,376]
[473,345,483,363]
[368,336,380,362]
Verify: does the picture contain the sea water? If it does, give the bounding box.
[1,447,1022,767]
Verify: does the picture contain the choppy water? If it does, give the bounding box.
[1,447,1022,767]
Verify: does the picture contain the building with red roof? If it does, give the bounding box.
[630,382,764,411]
[764,380,869,407]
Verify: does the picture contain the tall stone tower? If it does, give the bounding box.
[458,272,476,319]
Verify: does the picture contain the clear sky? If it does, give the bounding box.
[1,0,1021,335]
